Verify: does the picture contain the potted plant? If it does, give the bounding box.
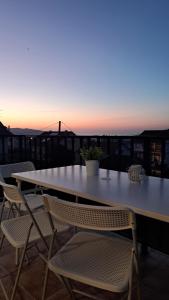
[80,146,103,176]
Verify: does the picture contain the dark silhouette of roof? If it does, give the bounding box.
[140,129,169,138]
[40,130,76,137]
[0,122,13,136]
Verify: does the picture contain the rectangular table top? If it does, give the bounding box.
[12,165,169,223]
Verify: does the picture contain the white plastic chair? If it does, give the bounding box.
[0,161,37,186]
[0,161,44,221]
[42,194,141,300]
[0,162,46,262]
[0,161,44,194]
[0,183,69,300]
[0,178,46,264]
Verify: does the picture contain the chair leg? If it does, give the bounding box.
[10,223,33,300]
[42,229,57,300]
[134,254,141,300]
[59,276,76,300]
[0,197,6,223]
[7,203,14,219]
[15,248,30,266]
[0,203,14,250]
[127,285,132,300]
[127,253,134,300]
[15,248,19,266]
[0,279,9,300]
[0,234,5,249]
[42,264,50,300]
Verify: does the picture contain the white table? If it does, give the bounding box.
[12,165,169,223]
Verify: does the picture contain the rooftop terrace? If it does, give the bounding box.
[0,133,169,299]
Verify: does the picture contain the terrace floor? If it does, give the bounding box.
[0,224,169,300]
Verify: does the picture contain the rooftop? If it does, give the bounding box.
[0,122,13,136]
[140,129,169,138]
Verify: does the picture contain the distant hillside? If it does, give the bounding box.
[10,128,43,135]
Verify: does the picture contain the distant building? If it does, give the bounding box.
[0,121,13,136]
[140,129,169,176]
[0,121,13,162]
[140,129,169,138]
[40,130,76,137]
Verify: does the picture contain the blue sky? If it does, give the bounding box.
[0,0,169,134]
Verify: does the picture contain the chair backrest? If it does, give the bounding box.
[43,194,135,231]
[0,180,24,204]
[0,161,35,181]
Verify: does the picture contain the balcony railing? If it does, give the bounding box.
[1,134,169,256]
[0,134,169,178]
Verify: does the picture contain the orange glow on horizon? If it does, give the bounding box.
[2,108,168,134]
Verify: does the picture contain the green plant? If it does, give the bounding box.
[80,146,103,161]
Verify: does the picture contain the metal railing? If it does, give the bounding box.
[0,134,169,178]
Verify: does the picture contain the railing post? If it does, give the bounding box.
[143,138,151,175]
[118,138,122,171]
[130,138,134,164]
[161,138,166,178]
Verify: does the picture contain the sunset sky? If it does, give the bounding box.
[0,0,169,135]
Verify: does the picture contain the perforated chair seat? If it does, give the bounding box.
[19,193,44,211]
[4,193,44,211]
[1,211,68,249]
[48,231,133,293]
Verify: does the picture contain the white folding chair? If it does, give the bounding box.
[0,179,45,265]
[0,162,46,263]
[42,194,141,300]
[0,183,69,300]
[0,161,45,222]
